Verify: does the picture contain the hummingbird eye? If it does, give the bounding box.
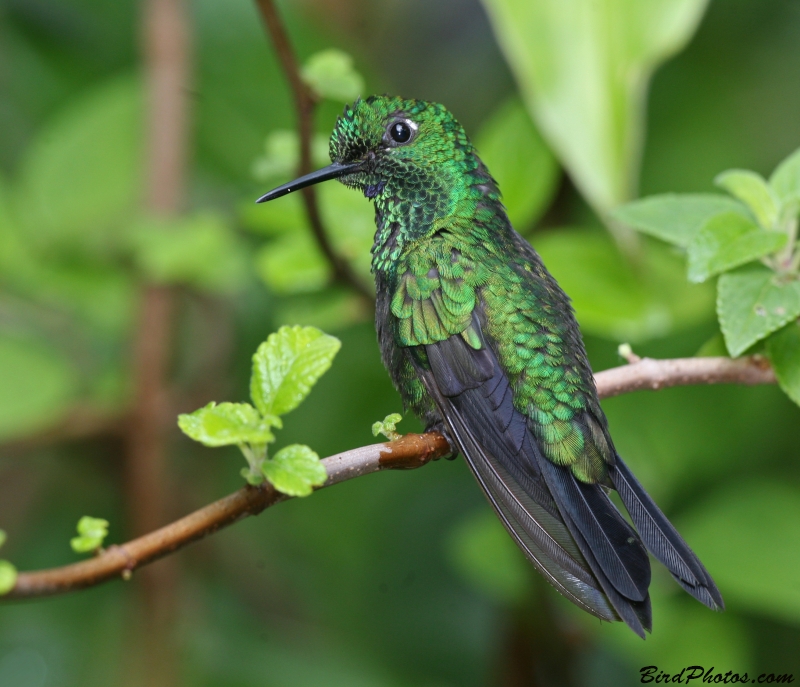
[388,121,413,144]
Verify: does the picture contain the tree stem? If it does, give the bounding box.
[3,356,775,601]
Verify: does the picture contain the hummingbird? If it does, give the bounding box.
[256,95,723,636]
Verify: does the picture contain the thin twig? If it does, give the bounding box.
[596,355,775,398]
[6,433,450,599]
[253,0,373,302]
[2,356,776,601]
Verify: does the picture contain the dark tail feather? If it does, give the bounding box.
[560,509,653,638]
[536,454,651,603]
[610,455,724,610]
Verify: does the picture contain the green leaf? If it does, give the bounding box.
[15,76,143,252]
[0,560,17,596]
[70,516,110,553]
[0,530,5,549]
[480,0,709,218]
[536,228,714,342]
[0,337,78,442]
[76,516,109,538]
[686,211,787,283]
[717,264,800,356]
[255,231,331,295]
[262,444,327,497]
[372,413,403,441]
[678,479,800,623]
[301,49,364,103]
[128,212,248,293]
[250,325,341,417]
[448,509,528,605]
[770,147,800,204]
[766,319,800,406]
[475,97,559,229]
[715,169,779,229]
[178,402,280,447]
[613,194,749,247]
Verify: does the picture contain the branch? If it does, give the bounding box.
[6,433,450,599]
[3,356,775,601]
[253,0,373,302]
[595,354,775,398]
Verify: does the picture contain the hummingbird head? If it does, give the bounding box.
[256,95,487,204]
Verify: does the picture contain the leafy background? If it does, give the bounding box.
[1,0,799,685]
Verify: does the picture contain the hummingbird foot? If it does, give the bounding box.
[424,421,460,461]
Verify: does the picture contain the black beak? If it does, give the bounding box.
[255,161,364,203]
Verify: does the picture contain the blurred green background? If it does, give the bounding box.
[1,0,799,685]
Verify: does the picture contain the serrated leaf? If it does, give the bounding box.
[717,264,800,356]
[250,326,341,417]
[372,413,403,440]
[766,320,800,406]
[262,444,327,497]
[687,211,786,283]
[177,402,279,447]
[715,169,779,230]
[481,0,709,220]
[128,212,248,293]
[475,98,559,229]
[70,516,110,553]
[678,480,800,623]
[613,194,749,247]
[301,50,364,103]
[76,516,109,538]
[770,147,800,204]
[0,560,17,596]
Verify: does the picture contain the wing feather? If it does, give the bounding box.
[415,329,653,632]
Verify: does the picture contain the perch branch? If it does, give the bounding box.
[254,0,373,302]
[596,354,775,398]
[6,433,450,599]
[2,356,776,600]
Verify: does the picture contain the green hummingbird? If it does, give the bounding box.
[256,95,723,636]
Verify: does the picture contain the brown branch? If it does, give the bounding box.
[2,356,776,601]
[6,433,450,599]
[254,0,373,302]
[595,354,775,398]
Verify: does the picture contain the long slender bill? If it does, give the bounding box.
[255,161,364,203]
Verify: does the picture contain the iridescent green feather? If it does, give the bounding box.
[328,95,616,484]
